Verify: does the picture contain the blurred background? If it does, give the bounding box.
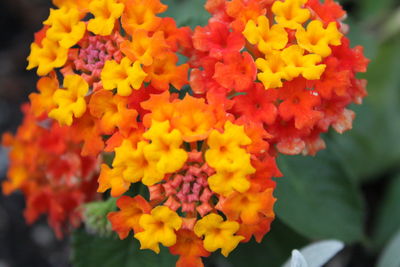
[0,0,400,266]
[0,1,70,267]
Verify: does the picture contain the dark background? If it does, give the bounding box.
[0,1,70,266]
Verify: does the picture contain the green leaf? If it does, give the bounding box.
[380,7,400,41]
[220,219,309,267]
[357,0,397,22]
[274,149,365,243]
[345,17,378,59]
[377,230,400,267]
[161,0,210,28]
[71,229,178,267]
[372,174,400,250]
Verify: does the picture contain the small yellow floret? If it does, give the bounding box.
[194,213,244,257]
[44,7,86,48]
[48,74,88,126]
[281,45,326,80]
[143,120,188,175]
[205,121,254,195]
[27,38,68,76]
[296,20,343,58]
[208,154,254,196]
[101,57,147,96]
[112,140,164,186]
[243,16,288,54]
[87,0,125,36]
[256,52,289,89]
[205,121,252,169]
[135,206,182,253]
[272,0,310,29]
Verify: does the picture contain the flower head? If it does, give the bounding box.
[12,0,369,266]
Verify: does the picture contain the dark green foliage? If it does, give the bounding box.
[71,229,178,267]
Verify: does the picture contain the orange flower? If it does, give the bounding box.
[171,96,217,142]
[70,111,104,156]
[121,0,167,34]
[97,164,130,197]
[237,217,274,243]
[169,229,210,267]
[226,0,267,32]
[141,91,176,127]
[108,195,152,239]
[29,74,59,117]
[143,53,189,91]
[219,187,276,225]
[120,30,168,66]
[89,90,138,135]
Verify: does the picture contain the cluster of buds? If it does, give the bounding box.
[2,0,368,266]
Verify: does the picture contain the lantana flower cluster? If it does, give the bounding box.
[2,0,368,266]
[2,103,99,238]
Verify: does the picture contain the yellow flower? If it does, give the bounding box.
[255,52,289,89]
[272,0,310,29]
[44,7,86,48]
[194,213,244,257]
[101,57,147,96]
[143,120,188,175]
[243,16,288,54]
[87,0,124,36]
[296,20,343,58]
[208,154,254,196]
[112,140,164,186]
[26,38,68,76]
[205,121,252,169]
[205,121,254,196]
[135,206,182,253]
[52,0,91,10]
[48,74,88,126]
[281,45,326,80]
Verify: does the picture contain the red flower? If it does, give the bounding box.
[278,78,323,130]
[213,52,257,92]
[192,21,244,59]
[233,83,278,125]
